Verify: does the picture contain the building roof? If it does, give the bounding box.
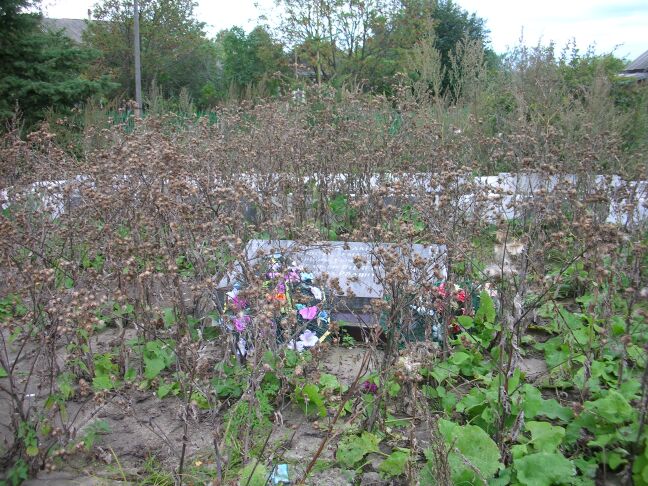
[42,18,88,43]
[624,49,648,73]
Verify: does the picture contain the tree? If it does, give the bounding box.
[216,26,288,98]
[0,0,113,128]
[275,0,335,84]
[384,0,492,95]
[84,0,217,105]
[275,0,395,85]
[273,0,492,95]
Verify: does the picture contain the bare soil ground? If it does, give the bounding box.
[2,334,551,485]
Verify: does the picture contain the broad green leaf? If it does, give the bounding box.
[450,351,470,365]
[336,432,381,468]
[476,291,496,324]
[633,449,648,486]
[457,315,474,329]
[628,344,647,367]
[587,433,615,448]
[144,357,165,380]
[521,385,543,418]
[299,384,327,417]
[319,373,340,391]
[526,421,565,453]
[573,456,598,479]
[512,444,528,460]
[583,390,633,424]
[536,398,574,422]
[0,366,8,378]
[438,419,501,484]
[606,451,625,470]
[379,450,409,478]
[92,375,113,391]
[456,387,488,414]
[387,381,401,398]
[157,383,175,399]
[430,363,459,383]
[162,308,176,327]
[57,372,75,400]
[610,316,625,336]
[191,391,210,409]
[515,452,575,486]
[124,367,137,382]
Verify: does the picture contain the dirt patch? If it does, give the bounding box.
[2,345,386,484]
[319,346,382,385]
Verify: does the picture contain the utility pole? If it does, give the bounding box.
[133,0,143,118]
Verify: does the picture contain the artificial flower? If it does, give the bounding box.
[237,337,249,357]
[436,282,448,298]
[298,329,319,347]
[300,272,314,282]
[287,340,304,352]
[298,306,318,321]
[275,293,286,302]
[233,315,251,332]
[230,295,247,311]
[318,310,329,322]
[286,269,301,283]
[310,286,323,300]
[455,288,466,303]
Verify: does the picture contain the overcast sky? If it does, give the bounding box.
[42,0,647,61]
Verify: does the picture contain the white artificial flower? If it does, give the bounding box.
[310,286,323,301]
[287,340,304,352]
[299,330,319,348]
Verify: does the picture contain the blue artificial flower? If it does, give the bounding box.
[300,272,314,282]
[318,310,329,322]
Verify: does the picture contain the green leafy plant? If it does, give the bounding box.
[336,431,382,468]
[80,420,111,450]
[437,419,502,484]
[92,353,120,391]
[378,449,410,478]
[141,340,175,381]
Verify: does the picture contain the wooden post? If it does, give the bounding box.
[133,0,143,118]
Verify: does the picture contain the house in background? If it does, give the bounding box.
[41,18,88,43]
[620,49,648,82]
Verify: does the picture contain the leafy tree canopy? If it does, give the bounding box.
[0,0,113,128]
[215,25,289,98]
[84,0,217,104]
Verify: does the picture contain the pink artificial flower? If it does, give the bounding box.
[230,295,247,311]
[437,282,448,298]
[455,288,466,303]
[286,269,301,283]
[298,306,318,321]
[233,315,251,332]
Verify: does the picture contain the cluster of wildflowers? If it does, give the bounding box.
[221,253,331,354]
